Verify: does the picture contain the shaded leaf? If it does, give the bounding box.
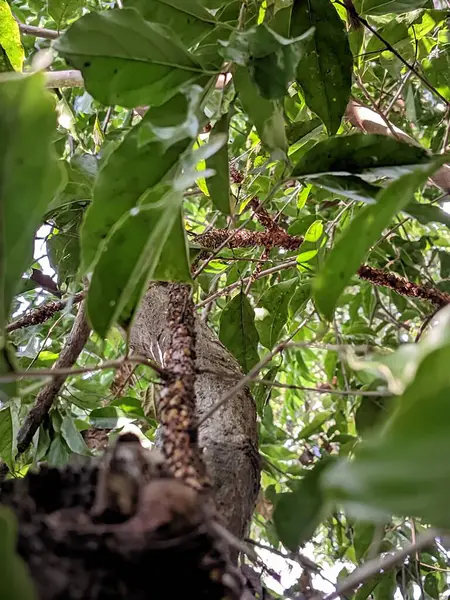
[125,0,216,46]
[0,74,62,329]
[90,407,124,429]
[311,175,381,203]
[0,407,13,470]
[257,279,296,348]
[205,111,232,215]
[61,415,91,456]
[373,570,396,600]
[273,458,331,550]
[234,66,287,157]
[297,411,332,440]
[404,201,450,228]
[47,436,70,467]
[439,251,450,279]
[0,507,37,600]
[355,396,390,435]
[424,573,439,599]
[291,0,353,135]
[292,134,431,179]
[357,0,428,16]
[0,1,23,72]
[289,282,311,317]
[313,162,442,320]
[55,9,208,108]
[353,520,376,562]
[219,292,260,373]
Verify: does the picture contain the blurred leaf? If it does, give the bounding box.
[234,66,287,157]
[0,73,62,329]
[47,0,83,28]
[292,134,432,179]
[297,411,332,440]
[405,201,450,228]
[439,251,450,279]
[311,175,381,203]
[353,520,376,562]
[424,573,439,599]
[219,292,260,372]
[357,0,428,16]
[355,396,390,435]
[90,406,124,428]
[0,507,37,600]
[55,9,208,108]
[206,111,232,215]
[0,0,24,72]
[47,436,70,467]
[313,162,442,320]
[291,0,353,135]
[373,569,396,600]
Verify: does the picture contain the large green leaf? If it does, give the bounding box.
[0,1,24,72]
[404,201,450,228]
[0,507,37,600]
[81,97,195,270]
[313,162,442,320]
[323,341,450,528]
[87,185,183,337]
[47,0,84,28]
[311,175,381,204]
[356,0,428,16]
[124,0,216,46]
[422,52,450,103]
[219,292,260,373]
[61,415,91,456]
[0,73,61,329]
[292,134,431,179]
[291,0,353,135]
[234,66,287,157]
[54,8,209,108]
[205,111,232,215]
[257,279,296,348]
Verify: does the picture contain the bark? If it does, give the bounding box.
[130,284,260,540]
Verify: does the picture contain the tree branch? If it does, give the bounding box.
[18,22,59,40]
[6,292,85,333]
[16,301,91,454]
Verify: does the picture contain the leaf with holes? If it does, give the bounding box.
[219,292,260,373]
[291,0,353,135]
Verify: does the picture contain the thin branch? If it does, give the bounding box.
[16,301,92,455]
[324,529,438,600]
[18,22,59,39]
[6,291,85,332]
[0,355,167,383]
[195,317,311,429]
[255,379,391,397]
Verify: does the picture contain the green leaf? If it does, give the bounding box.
[87,185,183,337]
[220,23,312,100]
[292,134,431,179]
[219,292,260,373]
[273,459,331,550]
[257,279,296,348]
[47,435,70,467]
[61,415,91,456]
[324,342,450,527]
[0,1,24,72]
[0,73,62,329]
[297,411,332,440]
[0,507,37,600]
[313,162,442,320]
[153,204,192,283]
[90,407,123,429]
[439,251,450,279]
[81,102,192,270]
[234,65,287,157]
[47,0,83,28]
[311,175,381,204]
[353,521,376,562]
[0,347,17,406]
[373,570,396,600]
[291,0,353,135]
[205,111,232,215]
[355,396,390,435]
[424,573,439,599]
[124,0,216,46]
[289,283,312,317]
[356,0,428,16]
[0,407,13,470]
[404,201,450,228]
[54,8,208,108]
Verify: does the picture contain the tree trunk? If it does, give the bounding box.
[130,284,260,540]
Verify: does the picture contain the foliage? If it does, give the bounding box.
[3,0,450,596]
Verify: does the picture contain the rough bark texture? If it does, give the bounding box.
[130,284,260,540]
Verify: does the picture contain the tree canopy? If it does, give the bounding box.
[2,0,450,597]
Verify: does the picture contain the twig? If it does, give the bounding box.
[6,291,85,332]
[195,317,311,428]
[18,22,59,39]
[323,529,438,600]
[255,379,391,397]
[0,355,167,383]
[16,301,92,455]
